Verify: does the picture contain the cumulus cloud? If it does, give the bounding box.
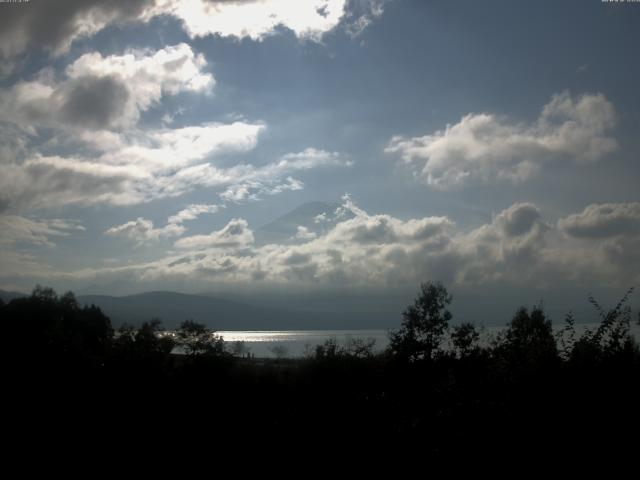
[558,203,640,239]
[167,204,220,225]
[0,43,213,131]
[151,0,349,42]
[0,0,384,67]
[220,177,305,203]
[129,197,457,286]
[105,203,221,245]
[344,0,387,37]
[174,218,254,249]
[94,121,264,172]
[294,226,317,241]
[1,138,349,212]
[453,203,550,284]
[386,92,617,189]
[8,199,640,293]
[105,217,185,245]
[556,203,640,281]
[0,120,264,212]
[0,0,156,60]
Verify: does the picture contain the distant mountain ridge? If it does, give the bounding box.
[0,290,27,303]
[75,290,397,330]
[1,288,401,330]
[76,291,298,330]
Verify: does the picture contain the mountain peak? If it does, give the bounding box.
[254,200,351,245]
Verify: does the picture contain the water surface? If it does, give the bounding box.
[217,329,389,358]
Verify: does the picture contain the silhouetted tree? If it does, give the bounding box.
[557,311,577,361]
[314,338,339,359]
[269,344,289,360]
[569,288,638,365]
[497,305,558,370]
[451,322,480,358]
[388,281,452,361]
[1,286,113,359]
[177,319,225,357]
[113,318,174,359]
[343,337,377,358]
[229,340,249,357]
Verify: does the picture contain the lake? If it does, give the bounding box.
[215,322,640,358]
[217,329,390,358]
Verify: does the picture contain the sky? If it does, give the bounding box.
[0,0,639,321]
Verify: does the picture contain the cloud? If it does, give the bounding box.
[548,203,640,285]
[0,121,265,212]
[0,215,84,247]
[174,218,254,249]
[149,201,548,287]
[150,197,457,286]
[274,148,354,171]
[0,141,348,213]
[209,149,350,204]
[152,0,349,42]
[295,226,317,241]
[148,148,349,204]
[344,0,387,38]
[55,75,131,130]
[0,0,156,60]
[453,203,550,284]
[9,199,640,293]
[167,204,220,225]
[105,203,221,245]
[0,0,385,67]
[558,203,640,239]
[105,217,185,245]
[136,146,345,203]
[0,154,150,212]
[1,43,213,131]
[494,202,543,238]
[386,92,617,189]
[219,176,304,203]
